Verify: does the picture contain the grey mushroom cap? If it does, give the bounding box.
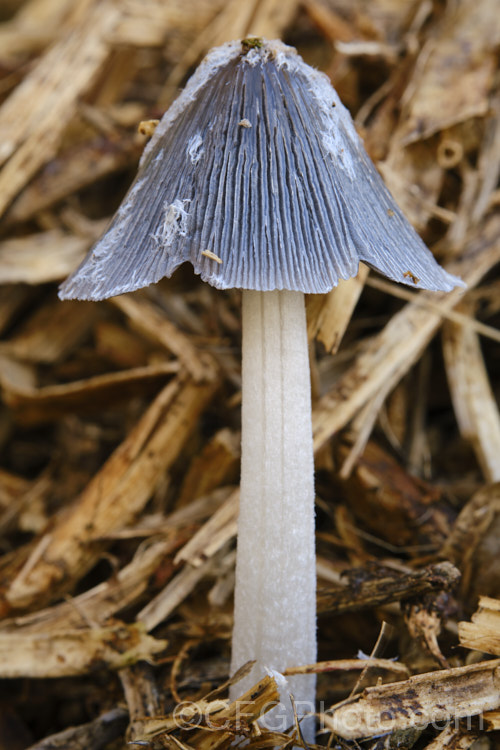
[59,39,465,301]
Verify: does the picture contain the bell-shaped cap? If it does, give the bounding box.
[59,39,464,300]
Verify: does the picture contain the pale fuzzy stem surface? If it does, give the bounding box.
[230,290,317,738]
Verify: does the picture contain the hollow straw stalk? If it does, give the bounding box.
[231,289,316,734]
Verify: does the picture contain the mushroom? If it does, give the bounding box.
[59,38,465,738]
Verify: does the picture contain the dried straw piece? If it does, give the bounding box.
[0,622,166,678]
[397,0,498,144]
[423,724,480,750]
[441,484,500,599]
[324,659,500,739]
[0,538,176,633]
[111,294,215,382]
[459,596,500,656]
[442,303,500,482]
[2,374,217,614]
[0,355,179,424]
[5,136,141,225]
[133,674,281,749]
[307,264,369,353]
[177,428,240,506]
[313,214,500,451]
[0,231,89,284]
[174,489,239,567]
[137,545,230,632]
[284,657,409,678]
[0,0,120,216]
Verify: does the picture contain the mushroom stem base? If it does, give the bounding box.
[231,289,316,739]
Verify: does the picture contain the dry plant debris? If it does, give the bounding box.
[0,0,499,748]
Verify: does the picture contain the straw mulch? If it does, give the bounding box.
[0,0,499,748]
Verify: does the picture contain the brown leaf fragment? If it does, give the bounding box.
[397,0,500,144]
[0,622,166,678]
[1,374,217,614]
[337,440,453,550]
[323,659,500,739]
[459,596,500,656]
[317,562,460,615]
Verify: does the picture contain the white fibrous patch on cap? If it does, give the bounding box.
[88,178,145,264]
[187,133,204,165]
[116,177,145,218]
[140,41,242,168]
[243,47,267,67]
[279,53,361,181]
[151,199,191,248]
[153,149,164,165]
[239,39,296,68]
[310,79,360,179]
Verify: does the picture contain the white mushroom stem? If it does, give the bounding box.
[230,289,317,736]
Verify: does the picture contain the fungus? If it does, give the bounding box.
[59,38,465,739]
